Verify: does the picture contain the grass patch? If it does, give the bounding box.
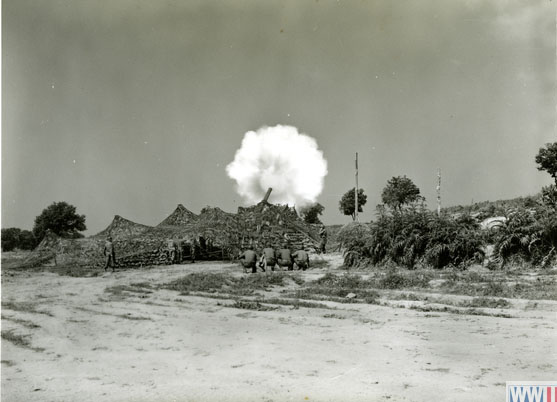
[105,284,153,298]
[130,282,153,289]
[294,273,381,303]
[408,305,513,318]
[256,297,331,309]
[165,267,556,305]
[73,307,152,321]
[164,272,301,296]
[386,292,427,302]
[441,277,557,300]
[290,290,379,305]
[323,313,346,319]
[375,271,433,290]
[224,301,279,311]
[1,315,41,329]
[1,330,44,352]
[218,297,331,310]
[113,314,152,321]
[1,301,53,317]
[461,297,511,309]
[313,272,367,288]
[47,265,101,277]
[165,273,235,293]
[382,293,512,309]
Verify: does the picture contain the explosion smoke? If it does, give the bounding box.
[226,125,328,207]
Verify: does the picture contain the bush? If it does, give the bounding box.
[493,206,557,267]
[379,271,406,289]
[341,209,485,269]
[337,223,374,267]
[1,228,37,251]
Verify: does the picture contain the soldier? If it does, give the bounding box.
[174,238,183,263]
[319,224,327,254]
[167,239,176,263]
[259,244,277,273]
[292,248,310,271]
[103,235,116,272]
[190,236,197,263]
[239,247,258,274]
[276,246,293,271]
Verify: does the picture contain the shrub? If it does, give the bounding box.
[493,206,557,267]
[342,209,485,269]
[379,271,406,289]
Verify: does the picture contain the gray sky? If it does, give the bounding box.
[2,0,556,235]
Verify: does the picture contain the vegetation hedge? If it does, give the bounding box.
[340,202,557,270]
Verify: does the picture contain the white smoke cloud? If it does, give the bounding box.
[226,125,328,206]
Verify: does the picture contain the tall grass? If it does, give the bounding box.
[339,210,484,269]
[493,206,557,268]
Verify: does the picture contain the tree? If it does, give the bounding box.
[299,203,325,224]
[339,188,367,220]
[2,228,22,251]
[19,230,38,250]
[1,228,37,251]
[541,185,557,209]
[381,176,423,212]
[32,201,86,242]
[535,142,557,184]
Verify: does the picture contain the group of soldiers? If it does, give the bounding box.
[102,224,328,273]
[238,244,310,274]
[166,237,197,264]
[102,235,198,272]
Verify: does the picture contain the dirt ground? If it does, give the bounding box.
[2,256,556,402]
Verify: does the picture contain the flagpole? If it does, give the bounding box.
[437,168,441,216]
[355,152,359,222]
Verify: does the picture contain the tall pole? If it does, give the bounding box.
[436,168,441,216]
[355,152,359,222]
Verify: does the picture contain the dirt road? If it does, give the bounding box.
[2,261,556,401]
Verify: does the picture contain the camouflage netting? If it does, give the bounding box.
[157,204,198,226]
[93,215,152,240]
[22,231,105,268]
[28,201,321,269]
[236,202,320,252]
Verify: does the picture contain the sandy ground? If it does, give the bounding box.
[1,260,556,402]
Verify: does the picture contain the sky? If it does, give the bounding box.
[2,0,556,235]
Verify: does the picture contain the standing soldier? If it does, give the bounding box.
[259,244,277,273]
[319,224,328,254]
[104,236,116,272]
[190,236,197,263]
[292,248,310,271]
[174,238,184,264]
[239,246,258,274]
[167,239,176,264]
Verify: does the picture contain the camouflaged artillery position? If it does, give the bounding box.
[22,189,321,270]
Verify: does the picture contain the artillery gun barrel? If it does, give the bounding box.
[262,187,273,203]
